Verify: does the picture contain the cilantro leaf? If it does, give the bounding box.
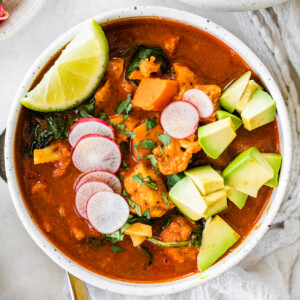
[143,208,151,219]
[143,154,159,173]
[158,145,166,163]
[111,245,125,253]
[145,117,158,135]
[106,223,131,243]
[127,198,142,216]
[133,173,157,190]
[139,139,156,150]
[161,191,170,206]
[115,96,132,115]
[158,134,172,146]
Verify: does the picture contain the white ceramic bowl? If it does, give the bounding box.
[177,0,288,12]
[5,6,292,296]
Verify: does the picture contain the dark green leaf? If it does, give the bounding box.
[127,198,142,217]
[145,117,158,135]
[45,115,67,139]
[98,111,111,124]
[159,215,171,233]
[141,246,152,266]
[86,97,95,114]
[111,245,125,253]
[121,159,129,170]
[134,142,141,160]
[161,191,170,206]
[77,106,94,118]
[123,129,136,139]
[126,46,170,79]
[158,134,172,146]
[119,175,124,182]
[167,173,185,187]
[122,189,128,197]
[120,142,129,154]
[127,215,155,225]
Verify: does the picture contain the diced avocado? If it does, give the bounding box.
[225,186,248,209]
[219,71,251,113]
[236,80,261,114]
[202,189,228,219]
[222,147,274,197]
[216,110,243,131]
[197,215,240,272]
[262,153,282,188]
[241,89,276,131]
[198,118,236,159]
[184,165,224,196]
[169,176,207,221]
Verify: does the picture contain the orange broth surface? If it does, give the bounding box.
[14,18,280,283]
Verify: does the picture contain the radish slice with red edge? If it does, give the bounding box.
[69,118,115,148]
[87,191,129,234]
[182,89,214,119]
[72,134,122,173]
[160,101,199,139]
[75,181,113,220]
[75,170,122,194]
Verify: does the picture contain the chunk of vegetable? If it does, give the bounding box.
[133,78,178,111]
[163,36,180,55]
[130,235,146,247]
[125,222,152,237]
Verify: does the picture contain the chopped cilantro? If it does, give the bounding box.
[120,142,129,154]
[121,159,129,170]
[158,145,166,163]
[145,117,158,136]
[140,139,156,150]
[143,208,151,219]
[158,133,172,146]
[111,245,125,253]
[143,154,159,173]
[119,175,124,182]
[116,123,136,139]
[115,96,132,115]
[122,189,128,197]
[161,191,170,206]
[106,223,131,243]
[133,173,157,190]
[98,111,111,124]
[127,198,142,217]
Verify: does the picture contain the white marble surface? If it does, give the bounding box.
[0,1,247,299]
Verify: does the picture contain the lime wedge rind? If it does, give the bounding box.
[21,20,109,112]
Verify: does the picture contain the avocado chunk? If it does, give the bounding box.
[236,80,261,114]
[262,153,282,188]
[225,186,248,209]
[241,89,276,131]
[202,189,228,219]
[185,165,224,195]
[169,176,207,221]
[219,71,251,113]
[222,147,274,197]
[197,215,240,272]
[216,110,243,131]
[198,118,236,159]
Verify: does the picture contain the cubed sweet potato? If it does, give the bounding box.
[130,235,146,247]
[125,222,152,237]
[133,78,178,111]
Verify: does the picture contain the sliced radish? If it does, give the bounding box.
[87,191,130,234]
[75,181,113,220]
[182,89,214,119]
[69,118,115,148]
[160,101,199,139]
[75,170,122,194]
[72,134,122,173]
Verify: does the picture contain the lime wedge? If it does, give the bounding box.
[21,20,109,112]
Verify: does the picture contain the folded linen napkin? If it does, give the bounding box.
[64,1,300,299]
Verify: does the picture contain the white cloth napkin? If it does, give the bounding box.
[65,1,300,299]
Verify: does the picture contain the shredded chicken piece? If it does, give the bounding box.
[72,227,85,241]
[194,84,221,123]
[161,215,199,263]
[153,134,201,175]
[31,180,47,195]
[124,163,174,217]
[163,36,180,55]
[129,56,161,80]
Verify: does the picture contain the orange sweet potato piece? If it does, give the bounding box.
[130,235,146,247]
[125,223,152,237]
[133,78,178,111]
[132,122,164,160]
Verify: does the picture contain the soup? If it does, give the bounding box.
[14,17,280,283]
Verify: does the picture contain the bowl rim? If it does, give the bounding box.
[4,6,292,296]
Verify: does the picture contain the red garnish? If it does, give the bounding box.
[0,1,9,22]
